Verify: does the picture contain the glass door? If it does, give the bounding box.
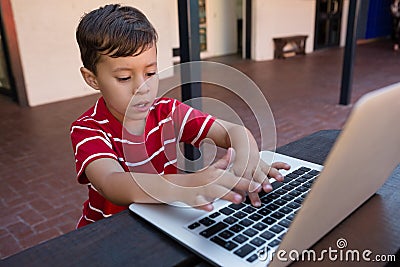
[314,0,343,50]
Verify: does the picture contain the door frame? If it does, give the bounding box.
[314,0,344,50]
[0,0,28,106]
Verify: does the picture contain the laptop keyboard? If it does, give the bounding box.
[186,166,320,264]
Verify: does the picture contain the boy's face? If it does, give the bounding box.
[81,45,158,125]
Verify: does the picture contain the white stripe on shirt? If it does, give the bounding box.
[75,136,112,155]
[178,107,193,142]
[191,114,213,145]
[78,153,118,176]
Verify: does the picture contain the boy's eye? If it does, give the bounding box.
[146,72,156,77]
[117,77,131,81]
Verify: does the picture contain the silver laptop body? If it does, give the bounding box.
[129,83,400,266]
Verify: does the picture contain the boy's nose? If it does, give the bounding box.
[135,82,150,95]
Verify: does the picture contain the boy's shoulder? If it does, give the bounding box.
[70,97,112,129]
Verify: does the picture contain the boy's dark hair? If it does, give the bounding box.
[76,4,158,74]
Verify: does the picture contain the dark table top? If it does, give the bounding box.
[2,130,399,267]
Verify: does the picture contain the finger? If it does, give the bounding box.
[247,191,261,207]
[234,189,247,202]
[194,195,214,211]
[271,161,291,171]
[218,188,243,204]
[199,184,243,205]
[252,167,268,185]
[209,169,261,194]
[268,167,284,182]
[213,147,235,170]
[250,167,273,192]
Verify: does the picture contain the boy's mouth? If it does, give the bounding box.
[132,101,151,113]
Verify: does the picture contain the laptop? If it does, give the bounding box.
[129,82,400,266]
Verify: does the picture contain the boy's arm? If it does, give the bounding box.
[84,149,262,211]
[206,119,290,206]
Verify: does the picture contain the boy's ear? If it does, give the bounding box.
[80,67,100,90]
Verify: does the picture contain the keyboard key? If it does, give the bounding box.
[209,212,221,218]
[247,254,259,263]
[200,222,228,238]
[211,236,238,251]
[219,230,235,239]
[223,216,238,224]
[309,170,320,176]
[229,203,245,210]
[278,207,293,214]
[293,169,306,175]
[260,230,275,240]
[249,213,263,221]
[220,207,235,215]
[233,234,248,244]
[233,211,247,219]
[287,202,301,209]
[239,218,254,227]
[302,173,314,179]
[271,181,284,190]
[243,228,258,237]
[287,213,296,221]
[250,237,266,247]
[229,224,244,233]
[253,222,267,231]
[266,193,280,201]
[266,203,279,211]
[199,217,215,226]
[271,211,285,220]
[275,188,287,195]
[297,177,307,183]
[298,167,311,172]
[234,244,256,258]
[262,217,277,225]
[294,197,305,204]
[296,186,308,192]
[289,180,301,187]
[286,173,299,179]
[268,239,280,247]
[257,208,272,216]
[281,194,295,201]
[274,199,287,206]
[243,206,256,214]
[278,219,292,228]
[283,176,293,183]
[270,225,284,234]
[278,233,286,240]
[188,222,200,230]
[288,190,302,197]
[282,184,295,191]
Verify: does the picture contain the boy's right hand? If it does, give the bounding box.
[174,148,262,212]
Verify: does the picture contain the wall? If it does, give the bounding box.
[252,0,316,61]
[171,0,238,59]
[10,0,354,106]
[202,0,238,58]
[10,0,175,106]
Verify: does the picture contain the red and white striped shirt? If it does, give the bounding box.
[70,97,215,227]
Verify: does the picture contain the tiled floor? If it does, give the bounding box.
[1,39,399,259]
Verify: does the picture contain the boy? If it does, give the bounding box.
[71,4,289,228]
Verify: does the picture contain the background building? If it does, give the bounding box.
[0,0,393,107]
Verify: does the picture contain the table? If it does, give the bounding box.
[2,130,399,267]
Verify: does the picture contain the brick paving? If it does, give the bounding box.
[1,39,399,259]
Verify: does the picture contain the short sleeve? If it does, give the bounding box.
[171,100,216,147]
[70,123,118,183]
